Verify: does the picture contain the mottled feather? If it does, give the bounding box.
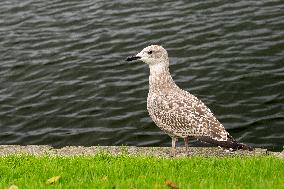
[147,72,228,141]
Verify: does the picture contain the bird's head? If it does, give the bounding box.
[126,45,169,66]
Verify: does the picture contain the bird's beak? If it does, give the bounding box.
[126,56,141,61]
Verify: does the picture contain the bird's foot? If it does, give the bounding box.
[170,149,176,157]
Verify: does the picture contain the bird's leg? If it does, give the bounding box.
[171,137,177,157]
[184,136,189,154]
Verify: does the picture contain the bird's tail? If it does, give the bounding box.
[234,141,254,151]
[196,135,254,151]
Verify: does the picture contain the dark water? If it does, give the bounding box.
[0,0,283,150]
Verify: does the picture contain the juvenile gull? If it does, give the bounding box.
[126,45,253,155]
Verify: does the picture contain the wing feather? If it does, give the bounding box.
[147,88,228,141]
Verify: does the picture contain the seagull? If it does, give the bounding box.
[126,45,253,156]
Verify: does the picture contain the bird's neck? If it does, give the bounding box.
[149,63,176,93]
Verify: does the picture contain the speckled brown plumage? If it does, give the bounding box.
[126,45,253,155]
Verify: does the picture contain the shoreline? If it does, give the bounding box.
[1,145,283,158]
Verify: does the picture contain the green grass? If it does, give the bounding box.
[0,154,283,189]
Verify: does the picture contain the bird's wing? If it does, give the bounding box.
[149,88,228,141]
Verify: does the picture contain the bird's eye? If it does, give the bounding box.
[148,50,153,54]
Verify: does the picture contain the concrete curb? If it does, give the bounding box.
[1,145,282,158]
